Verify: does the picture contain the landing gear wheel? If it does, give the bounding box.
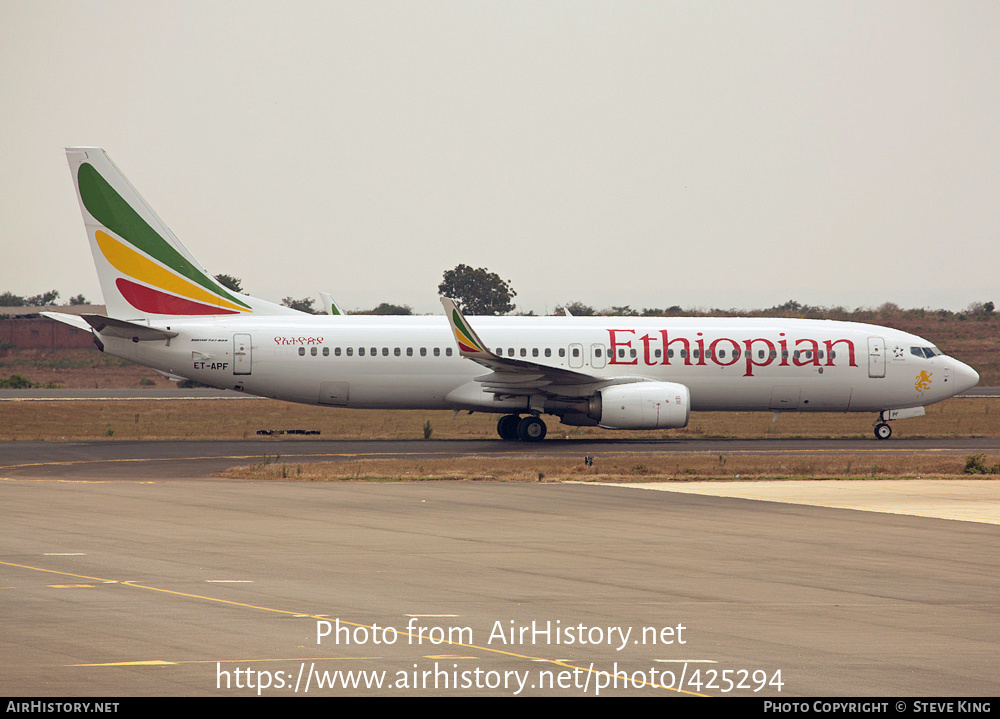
[516,415,547,442]
[874,423,892,440]
[497,414,521,441]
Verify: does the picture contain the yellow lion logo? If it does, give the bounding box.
[915,370,933,392]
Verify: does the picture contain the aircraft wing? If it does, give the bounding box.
[441,297,612,395]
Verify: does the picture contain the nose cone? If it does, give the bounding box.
[952,359,980,394]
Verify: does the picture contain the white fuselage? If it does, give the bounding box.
[102,314,979,419]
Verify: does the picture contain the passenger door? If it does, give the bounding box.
[867,337,885,379]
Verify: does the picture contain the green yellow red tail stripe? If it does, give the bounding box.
[441,297,495,359]
[77,160,251,316]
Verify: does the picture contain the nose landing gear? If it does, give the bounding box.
[874,422,892,440]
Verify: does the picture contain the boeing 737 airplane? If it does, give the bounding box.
[45,148,980,441]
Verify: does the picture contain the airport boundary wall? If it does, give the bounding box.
[0,317,94,350]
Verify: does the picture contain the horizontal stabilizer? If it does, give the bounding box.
[41,311,92,332]
[80,314,178,341]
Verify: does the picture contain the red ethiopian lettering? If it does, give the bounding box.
[608,329,637,365]
[742,338,776,377]
[824,339,857,367]
[793,338,821,366]
[659,330,690,366]
[709,338,741,367]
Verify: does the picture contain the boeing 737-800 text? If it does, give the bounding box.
[44,148,980,441]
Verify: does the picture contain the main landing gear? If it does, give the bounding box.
[497,414,547,442]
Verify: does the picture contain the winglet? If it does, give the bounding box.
[440,297,495,359]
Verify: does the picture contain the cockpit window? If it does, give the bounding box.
[911,346,942,359]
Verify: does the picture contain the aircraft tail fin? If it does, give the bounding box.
[320,292,345,316]
[66,147,300,319]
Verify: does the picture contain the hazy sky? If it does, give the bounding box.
[2,1,997,315]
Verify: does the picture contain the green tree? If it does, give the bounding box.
[25,290,59,306]
[557,301,596,316]
[354,302,413,315]
[214,274,244,293]
[281,296,317,314]
[603,305,639,317]
[68,294,88,305]
[0,292,25,307]
[438,264,516,315]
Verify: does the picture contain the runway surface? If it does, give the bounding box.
[1,438,998,697]
[4,436,1000,479]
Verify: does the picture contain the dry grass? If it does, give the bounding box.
[218,452,1000,482]
[1,397,996,442]
[0,349,174,389]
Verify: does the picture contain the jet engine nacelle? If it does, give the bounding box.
[596,381,690,430]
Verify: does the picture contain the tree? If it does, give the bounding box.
[438,264,516,315]
[557,301,595,316]
[603,305,639,317]
[214,274,244,293]
[0,290,60,306]
[69,294,88,305]
[356,302,413,315]
[281,296,317,314]
[25,290,59,306]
